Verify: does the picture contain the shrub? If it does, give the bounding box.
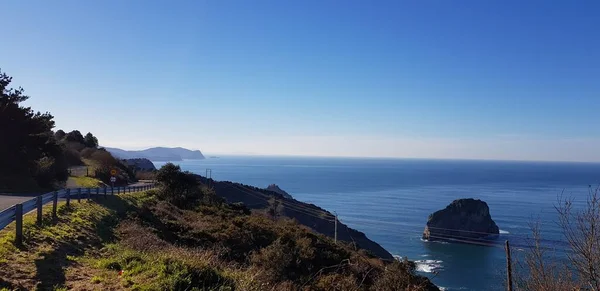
[63,147,83,166]
[80,147,97,159]
[155,163,201,207]
[250,239,293,282]
[136,170,156,180]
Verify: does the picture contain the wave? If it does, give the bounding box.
[499,229,510,234]
[421,238,449,244]
[415,259,443,273]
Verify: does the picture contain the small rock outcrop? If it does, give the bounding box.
[423,198,499,243]
[265,184,293,199]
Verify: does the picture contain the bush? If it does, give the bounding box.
[34,156,68,188]
[63,147,83,166]
[80,147,97,159]
[155,163,201,207]
[136,171,156,181]
[250,239,293,282]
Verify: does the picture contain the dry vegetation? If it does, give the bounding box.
[515,186,600,291]
[0,188,437,291]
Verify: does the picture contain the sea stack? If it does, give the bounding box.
[423,198,499,243]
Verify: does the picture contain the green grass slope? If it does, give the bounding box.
[0,190,438,291]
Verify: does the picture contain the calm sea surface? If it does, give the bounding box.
[154,156,600,291]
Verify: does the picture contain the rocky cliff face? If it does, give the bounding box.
[423,198,499,243]
[265,184,293,199]
[124,158,156,171]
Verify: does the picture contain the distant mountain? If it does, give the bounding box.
[104,147,205,161]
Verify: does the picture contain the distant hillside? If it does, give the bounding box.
[124,158,157,171]
[195,175,394,260]
[105,147,205,161]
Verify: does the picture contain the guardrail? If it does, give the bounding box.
[0,184,155,245]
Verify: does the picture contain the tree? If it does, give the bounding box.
[65,130,84,144]
[155,163,201,207]
[54,129,66,140]
[83,132,98,148]
[0,69,68,190]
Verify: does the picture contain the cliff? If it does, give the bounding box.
[265,184,293,199]
[124,158,156,171]
[196,175,394,260]
[423,198,499,244]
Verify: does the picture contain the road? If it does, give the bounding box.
[0,181,152,212]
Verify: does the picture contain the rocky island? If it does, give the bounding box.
[423,198,499,243]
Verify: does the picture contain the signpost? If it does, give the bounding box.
[110,169,118,191]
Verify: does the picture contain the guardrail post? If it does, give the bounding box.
[52,191,58,219]
[36,196,43,225]
[111,187,114,195]
[104,187,107,197]
[96,187,100,199]
[78,188,82,203]
[66,189,71,207]
[15,204,23,246]
[87,188,91,201]
[118,187,120,195]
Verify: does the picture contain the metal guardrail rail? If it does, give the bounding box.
[0,184,155,244]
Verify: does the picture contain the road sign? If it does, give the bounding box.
[110,176,116,183]
[110,169,118,176]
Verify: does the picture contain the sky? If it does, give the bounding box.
[1,1,599,161]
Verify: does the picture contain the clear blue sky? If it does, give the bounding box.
[2,1,599,161]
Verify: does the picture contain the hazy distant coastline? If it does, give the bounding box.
[105,146,205,161]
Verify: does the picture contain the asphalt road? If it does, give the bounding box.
[0,181,152,212]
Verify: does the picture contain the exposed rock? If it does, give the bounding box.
[124,158,156,171]
[423,198,499,243]
[265,184,293,199]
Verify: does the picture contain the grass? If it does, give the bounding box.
[0,189,438,291]
[69,176,104,188]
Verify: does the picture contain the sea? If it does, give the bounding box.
[154,156,600,291]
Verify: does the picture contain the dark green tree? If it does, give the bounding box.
[65,130,84,144]
[155,163,201,207]
[83,132,98,148]
[54,129,66,140]
[0,69,68,190]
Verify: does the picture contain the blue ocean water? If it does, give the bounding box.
[154,156,600,291]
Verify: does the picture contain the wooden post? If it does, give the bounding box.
[66,189,71,207]
[334,212,338,244]
[36,196,43,226]
[52,191,58,219]
[87,188,91,201]
[96,187,100,199]
[15,204,23,246]
[77,188,82,203]
[104,187,107,197]
[111,186,114,195]
[505,240,513,291]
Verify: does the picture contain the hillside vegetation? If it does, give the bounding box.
[0,166,438,291]
[0,69,136,192]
